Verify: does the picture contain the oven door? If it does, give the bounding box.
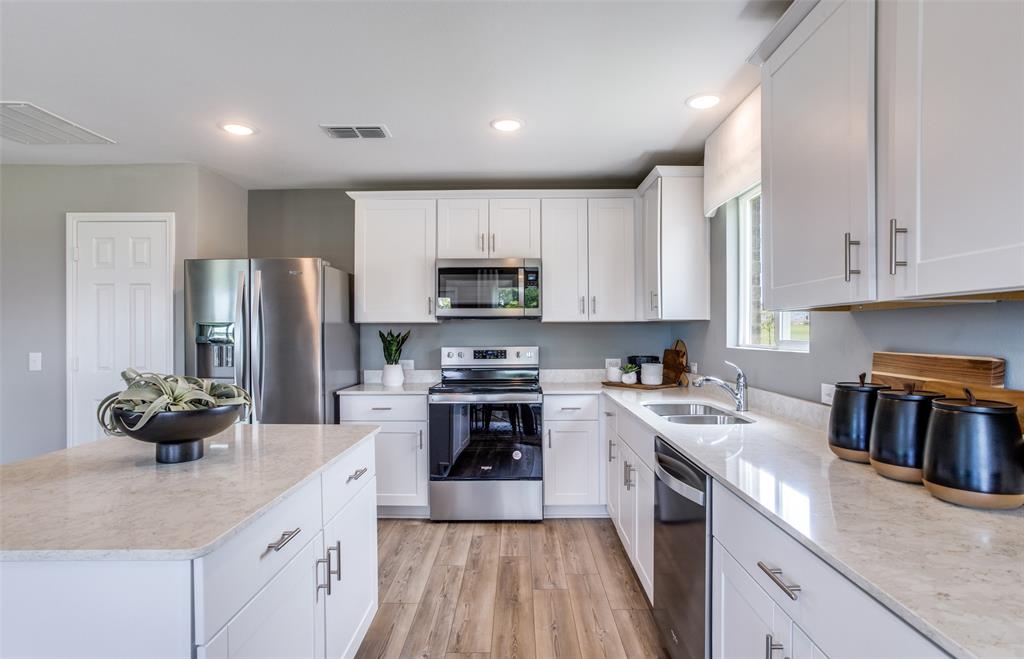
[436,259,540,318]
[429,400,543,481]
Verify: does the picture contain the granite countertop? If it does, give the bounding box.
[336,382,434,395]
[603,387,1023,659]
[0,424,379,561]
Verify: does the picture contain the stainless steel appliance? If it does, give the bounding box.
[653,437,710,659]
[428,346,543,520]
[436,259,541,318]
[184,258,358,424]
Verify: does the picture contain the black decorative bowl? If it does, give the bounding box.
[113,405,241,463]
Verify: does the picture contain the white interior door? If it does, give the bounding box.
[67,213,173,446]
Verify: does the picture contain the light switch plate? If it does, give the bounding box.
[821,383,836,405]
[605,358,621,369]
[399,359,414,371]
[28,352,42,372]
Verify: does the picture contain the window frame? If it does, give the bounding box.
[731,184,810,353]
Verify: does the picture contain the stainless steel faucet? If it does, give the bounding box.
[693,361,748,412]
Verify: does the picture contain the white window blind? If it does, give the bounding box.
[703,86,761,218]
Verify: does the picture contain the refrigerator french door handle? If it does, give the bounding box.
[253,269,264,422]
[234,271,246,393]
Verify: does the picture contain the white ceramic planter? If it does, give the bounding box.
[606,366,622,382]
[382,364,405,387]
[641,363,664,386]
[621,371,638,385]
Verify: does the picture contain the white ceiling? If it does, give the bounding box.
[0,1,786,190]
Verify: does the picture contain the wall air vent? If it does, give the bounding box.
[0,102,116,145]
[320,124,391,139]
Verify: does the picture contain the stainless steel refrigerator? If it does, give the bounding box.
[184,258,358,424]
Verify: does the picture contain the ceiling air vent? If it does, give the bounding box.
[0,102,116,145]
[320,124,390,139]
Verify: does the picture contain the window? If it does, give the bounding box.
[733,185,810,352]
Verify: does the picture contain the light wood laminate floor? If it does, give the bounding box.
[356,519,666,659]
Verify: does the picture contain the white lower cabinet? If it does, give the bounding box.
[373,422,429,507]
[712,539,774,659]
[324,478,379,659]
[633,457,655,598]
[543,419,601,506]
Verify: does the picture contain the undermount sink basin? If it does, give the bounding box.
[643,402,753,425]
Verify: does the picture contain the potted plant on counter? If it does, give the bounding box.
[380,329,411,386]
[97,369,251,464]
[620,363,639,385]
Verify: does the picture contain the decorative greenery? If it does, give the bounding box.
[620,363,640,374]
[379,329,411,365]
[97,369,251,434]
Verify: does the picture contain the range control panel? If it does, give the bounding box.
[441,346,539,367]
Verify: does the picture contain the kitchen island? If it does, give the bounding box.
[0,423,380,659]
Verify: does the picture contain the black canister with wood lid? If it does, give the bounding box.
[828,373,889,463]
[869,383,944,482]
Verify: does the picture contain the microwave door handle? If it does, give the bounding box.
[518,267,526,312]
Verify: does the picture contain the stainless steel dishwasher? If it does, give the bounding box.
[653,437,710,659]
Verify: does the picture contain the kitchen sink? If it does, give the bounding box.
[643,402,753,425]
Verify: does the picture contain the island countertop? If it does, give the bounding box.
[0,423,379,561]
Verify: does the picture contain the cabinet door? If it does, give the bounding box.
[374,422,428,507]
[541,199,589,322]
[324,478,379,659]
[633,459,655,602]
[660,175,710,320]
[226,533,325,659]
[617,444,637,556]
[354,199,437,323]
[762,0,876,310]
[489,199,541,258]
[438,199,488,258]
[543,420,600,507]
[588,198,636,321]
[711,540,774,659]
[884,0,1024,297]
[791,623,829,659]
[603,408,619,521]
[641,180,662,320]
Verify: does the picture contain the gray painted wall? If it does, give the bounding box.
[673,207,1024,401]
[0,164,246,463]
[248,189,354,273]
[359,322,680,370]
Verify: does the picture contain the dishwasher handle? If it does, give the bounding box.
[655,460,706,507]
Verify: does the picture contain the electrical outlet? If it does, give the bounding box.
[399,359,414,371]
[689,361,699,374]
[28,352,42,372]
[821,383,836,405]
[605,358,621,369]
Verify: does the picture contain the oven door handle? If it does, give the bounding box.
[429,395,542,405]
[655,460,706,507]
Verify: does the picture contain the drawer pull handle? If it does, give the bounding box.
[328,539,341,582]
[765,634,784,659]
[560,407,581,411]
[608,439,615,462]
[346,467,368,483]
[371,407,392,411]
[757,561,801,600]
[265,527,301,555]
[316,554,332,598]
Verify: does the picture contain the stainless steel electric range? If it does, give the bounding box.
[428,346,543,520]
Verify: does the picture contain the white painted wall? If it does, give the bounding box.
[0,164,247,463]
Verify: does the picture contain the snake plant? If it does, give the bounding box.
[97,369,251,434]
[379,329,411,365]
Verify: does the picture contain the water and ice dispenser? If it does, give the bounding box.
[193,322,236,380]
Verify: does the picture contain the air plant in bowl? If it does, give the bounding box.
[97,369,251,463]
[620,363,640,385]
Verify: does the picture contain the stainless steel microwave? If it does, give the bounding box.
[436,259,541,318]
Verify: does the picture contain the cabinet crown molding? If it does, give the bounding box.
[347,189,637,200]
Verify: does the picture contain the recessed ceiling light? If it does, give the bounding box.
[220,122,256,136]
[490,118,524,132]
[685,95,720,110]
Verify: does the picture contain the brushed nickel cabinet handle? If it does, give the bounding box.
[428,296,433,315]
[757,561,801,600]
[418,429,423,450]
[560,406,581,411]
[371,407,392,411]
[889,218,908,275]
[264,527,301,555]
[580,296,586,315]
[491,233,496,252]
[844,232,862,282]
[765,634,784,659]
[608,439,615,462]
[328,540,341,582]
[547,429,552,449]
[316,554,332,599]
[346,467,368,483]
[480,232,486,252]
[591,296,597,315]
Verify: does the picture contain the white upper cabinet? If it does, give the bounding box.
[638,167,709,320]
[489,198,541,258]
[879,0,1024,299]
[541,198,590,322]
[354,199,437,323]
[587,197,637,321]
[437,199,489,258]
[761,0,876,310]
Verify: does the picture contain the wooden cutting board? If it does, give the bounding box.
[870,351,1024,427]
[662,339,689,386]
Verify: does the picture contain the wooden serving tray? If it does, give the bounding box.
[601,381,682,391]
